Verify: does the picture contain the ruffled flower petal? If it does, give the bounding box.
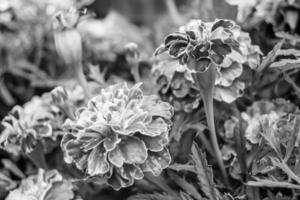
[141,148,171,176]
[214,80,245,103]
[61,83,173,190]
[87,147,110,175]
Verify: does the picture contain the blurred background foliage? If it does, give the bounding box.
[0,0,236,119]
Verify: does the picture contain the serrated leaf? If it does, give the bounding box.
[260,120,282,158]
[191,143,219,200]
[267,48,300,71]
[283,73,300,99]
[169,171,204,200]
[168,163,197,173]
[270,58,300,71]
[257,40,284,72]
[247,178,300,190]
[127,193,179,200]
[179,191,194,200]
[270,157,300,184]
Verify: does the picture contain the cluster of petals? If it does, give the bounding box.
[61,82,173,190]
[224,99,300,145]
[154,19,241,66]
[5,169,76,200]
[153,20,262,107]
[0,96,62,153]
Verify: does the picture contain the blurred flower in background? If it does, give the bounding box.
[0,96,63,153]
[5,169,78,200]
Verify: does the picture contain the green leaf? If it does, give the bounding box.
[270,157,300,184]
[168,163,197,173]
[191,143,219,200]
[260,120,282,158]
[257,40,284,72]
[267,48,300,71]
[169,171,204,200]
[0,172,17,190]
[127,193,179,200]
[247,178,300,190]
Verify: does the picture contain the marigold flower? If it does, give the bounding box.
[5,169,76,200]
[224,99,300,145]
[154,21,261,106]
[61,82,173,190]
[154,19,241,67]
[0,96,62,153]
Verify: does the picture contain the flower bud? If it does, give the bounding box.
[54,29,82,66]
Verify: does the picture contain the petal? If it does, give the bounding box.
[211,39,232,57]
[44,181,74,200]
[136,132,168,152]
[118,136,147,164]
[34,123,53,138]
[103,132,121,151]
[140,148,171,176]
[214,80,245,103]
[169,41,187,57]
[107,168,132,190]
[211,19,234,32]
[108,146,125,167]
[215,59,243,87]
[121,164,144,180]
[63,139,82,164]
[143,118,169,137]
[171,72,191,98]
[164,32,188,47]
[87,147,110,175]
[190,43,210,60]
[140,96,173,119]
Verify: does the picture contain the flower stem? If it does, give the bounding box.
[201,87,228,185]
[165,0,183,25]
[75,63,91,99]
[191,61,228,185]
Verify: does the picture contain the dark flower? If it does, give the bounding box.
[154,19,241,66]
[61,82,173,190]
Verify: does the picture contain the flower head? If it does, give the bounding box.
[153,31,261,108]
[61,82,173,190]
[224,99,300,145]
[154,19,241,66]
[5,169,76,200]
[0,96,62,153]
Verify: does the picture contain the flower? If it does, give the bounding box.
[224,99,300,145]
[5,169,76,200]
[153,35,259,108]
[0,96,62,153]
[154,19,241,67]
[227,0,300,33]
[61,82,173,190]
[154,20,261,105]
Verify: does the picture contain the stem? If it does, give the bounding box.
[190,61,228,185]
[165,0,183,25]
[201,87,228,185]
[196,131,215,157]
[130,61,140,83]
[75,63,91,99]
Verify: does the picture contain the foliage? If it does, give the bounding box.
[2,0,300,200]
